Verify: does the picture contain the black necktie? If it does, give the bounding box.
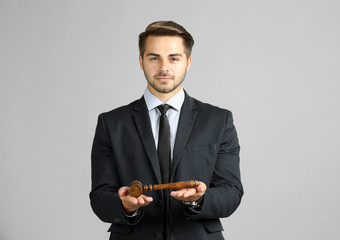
[157,104,171,240]
[157,104,171,184]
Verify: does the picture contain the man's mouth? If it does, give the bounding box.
[156,77,172,81]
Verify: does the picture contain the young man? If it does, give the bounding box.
[90,21,243,240]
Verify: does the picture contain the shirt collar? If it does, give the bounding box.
[143,87,185,112]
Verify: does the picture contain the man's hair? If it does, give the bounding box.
[139,20,194,58]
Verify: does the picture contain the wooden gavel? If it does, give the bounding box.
[129,180,200,198]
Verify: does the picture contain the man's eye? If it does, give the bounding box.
[150,57,158,61]
[171,58,179,62]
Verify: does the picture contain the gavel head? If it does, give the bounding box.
[129,180,143,198]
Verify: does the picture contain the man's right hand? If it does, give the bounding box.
[118,186,153,214]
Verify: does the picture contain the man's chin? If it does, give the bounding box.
[148,79,183,95]
[156,88,174,94]
[150,84,175,94]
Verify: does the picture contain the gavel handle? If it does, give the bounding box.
[143,180,199,192]
[129,180,200,197]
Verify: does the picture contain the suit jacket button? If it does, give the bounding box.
[156,200,163,207]
[155,232,162,238]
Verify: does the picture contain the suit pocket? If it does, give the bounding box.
[203,219,224,233]
[107,224,133,234]
[185,143,218,152]
[179,143,219,181]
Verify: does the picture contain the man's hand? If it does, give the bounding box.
[170,181,207,202]
[118,186,153,214]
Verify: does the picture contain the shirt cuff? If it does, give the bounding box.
[183,197,204,214]
[123,209,140,218]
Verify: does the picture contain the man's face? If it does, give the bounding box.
[139,36,192,97]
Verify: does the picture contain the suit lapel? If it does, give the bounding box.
[132,97,162,184]
[171,93,197,181]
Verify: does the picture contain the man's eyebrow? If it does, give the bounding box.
[169,53,183,57]
[146,53,183,57]
[146,53,160,57]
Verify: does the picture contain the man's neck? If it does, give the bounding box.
[147,84,182,103]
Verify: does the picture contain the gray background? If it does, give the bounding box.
[1,0,339,239]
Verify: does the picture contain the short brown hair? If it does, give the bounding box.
[139,21,194,58]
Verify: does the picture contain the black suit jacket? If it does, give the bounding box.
[90,92,243,240]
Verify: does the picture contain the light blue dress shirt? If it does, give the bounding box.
[143,87,185,160]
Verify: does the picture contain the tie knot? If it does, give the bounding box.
[157,104,171,115]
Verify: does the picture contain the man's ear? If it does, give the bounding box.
[139,55,144,70]
[186,56,192,72]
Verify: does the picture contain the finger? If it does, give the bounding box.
[138,196,153,205]
[127,196,138,205]
[143,196,153,202]
[141,196,153,206]
[171,188,196,199]
[171,189,186,198]
[137,197,145,205]
[182,188,197,198]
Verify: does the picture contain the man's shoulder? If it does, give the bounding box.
[190,95,231,116]
[99,97,144,119]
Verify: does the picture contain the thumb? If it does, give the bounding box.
[118,186,130,197]
[196,182,206,193]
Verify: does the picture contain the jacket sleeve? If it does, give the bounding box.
[89,114,143,225]
[192,111,243,219]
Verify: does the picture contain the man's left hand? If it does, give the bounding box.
[170,181,206,202]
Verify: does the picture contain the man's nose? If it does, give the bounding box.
[159,60,170,71]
